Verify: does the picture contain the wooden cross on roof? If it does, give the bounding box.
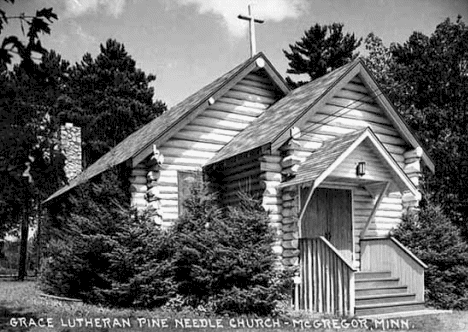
[238,4,264,57]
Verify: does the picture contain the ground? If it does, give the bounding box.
[0,280,466,332]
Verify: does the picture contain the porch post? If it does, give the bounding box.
[403,147,423,213]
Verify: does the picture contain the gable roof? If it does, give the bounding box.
[44,53,289,204]
[208,59,434,172]
[278,127,419,198]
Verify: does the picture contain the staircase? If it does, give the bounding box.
[355,271,425,316]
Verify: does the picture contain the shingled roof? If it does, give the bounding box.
[208,58,434,172]
[44,53,287,203]
[278,127,419,197]
[208,59,359,165]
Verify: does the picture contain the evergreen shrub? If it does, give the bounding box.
[40,170,175,307]
[393,203,468,309]
[172,182,291,315]
[40,173,291,315]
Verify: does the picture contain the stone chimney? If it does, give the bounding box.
[60,122,82,181]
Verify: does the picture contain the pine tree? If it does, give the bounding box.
[283,23,361,87]
[364,17,468,236]
[59,39,166,166]
[172,183,290,315]
[393,203,468,309]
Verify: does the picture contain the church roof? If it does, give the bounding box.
[44,53,288,203]
[45,55,433,204]
[208,60,359,165]
[278,127,419,197]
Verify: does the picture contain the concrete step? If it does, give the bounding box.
[355,285,408,296]
[355,271,392,280]
[355,277,400,289]
[355,301,426,317]
[356,293,416,306]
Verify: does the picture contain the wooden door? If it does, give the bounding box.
[301,187,353,263]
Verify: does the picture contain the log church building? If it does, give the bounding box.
[45,6,434,317]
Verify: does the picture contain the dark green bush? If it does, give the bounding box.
[40,172,290,315]
[393,203,468,309]
[172,183,291,315]
[40,170,175,308]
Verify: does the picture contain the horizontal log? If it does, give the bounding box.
[350,76,364,84]
[306,115,400,138]
[260,172,282,182]
[334,88,374,103]
[268,214,283,222]
[130,169,147,176]
[171,130,233,145]
[262,196,282,205]
[159,146,217,160]
[158,169,178,177]
[208,101,264,117]
[160,164,201,172]
[129,176,147,185]
[319,105,392,126]
[262,204,283,214]
[164,156,207,167]
[240,77,277,91]
[244,73,272,84]
[191,116,250,131]
[130,184,147,193]
[354,201,402,211]
[160,200,178,207]
[354,209,402,218]
[158,185,178,193]
[260,161,282,172]
[131,192,146,199]
[224,90,276,105]
[183,124,238,137]
[259,155,282,163]
[218,96,269,110]
[203,110,258,124]
[231,82,277,98]
[343,81,369,94]
[162,139,224,152]
[327,97,382,115]
[157,179,177,187]
[403,147,423,159]
[157,193,178,200]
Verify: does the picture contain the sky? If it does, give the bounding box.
[4,0,468,107]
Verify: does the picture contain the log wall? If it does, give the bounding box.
[296,75,409,168]
[130,69,282,223]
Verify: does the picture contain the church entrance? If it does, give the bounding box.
[300,187,353,263]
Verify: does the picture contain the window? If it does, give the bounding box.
[178,170,202,216]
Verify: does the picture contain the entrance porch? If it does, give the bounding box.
[279,128,427,316]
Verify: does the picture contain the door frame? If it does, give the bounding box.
[298,183,356,265]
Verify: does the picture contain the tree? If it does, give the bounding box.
[393,202,468,309]
[0,0,59,280]
[283,23,361,87]
[0,0,57,71]
[171,183,290,315]
[364,16,468,236]
[59,39,166,166]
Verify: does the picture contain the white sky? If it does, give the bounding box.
[5,0,468,106]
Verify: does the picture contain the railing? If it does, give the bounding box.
[298,237,357,316]
[360,237,427,302]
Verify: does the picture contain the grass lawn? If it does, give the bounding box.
[0,280,466,332]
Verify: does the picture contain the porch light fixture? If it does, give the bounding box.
[356,161,366,176]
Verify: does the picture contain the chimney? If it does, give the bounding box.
[60,122,82,181]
